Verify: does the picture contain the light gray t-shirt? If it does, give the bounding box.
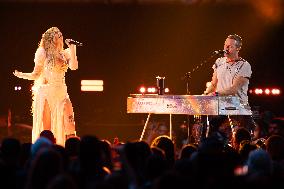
[213,57,252,105]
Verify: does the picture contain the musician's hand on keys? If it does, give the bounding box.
[205,92,219,96]
[203,91,210,95]
[212,92,219,96]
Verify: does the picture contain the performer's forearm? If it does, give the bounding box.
[68,45,78,70]
[218,87,238,96]
[203,82,216,95]
[218,77,248,96]
[17,72,40,80]
[204,71,218,95]
[204,85,216,95]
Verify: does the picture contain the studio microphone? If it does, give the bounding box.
[212,50,227,55]
[65,39,83,46]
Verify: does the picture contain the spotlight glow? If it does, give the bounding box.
[254,88,263,95]
[265,89,270,95]
[147,87,157,93]
[252,87,281,96]
[139,87,146,93]
[14,86,22,91]
[271,89,280,95]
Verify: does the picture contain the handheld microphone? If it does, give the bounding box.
[65,39,83,46]
[213,50,227,55]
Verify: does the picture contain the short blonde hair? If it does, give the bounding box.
[227,34,242,49]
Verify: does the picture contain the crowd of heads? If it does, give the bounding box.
[1,111,284,189]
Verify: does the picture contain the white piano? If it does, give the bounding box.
[127,94,251,141]
[127,94,252,115]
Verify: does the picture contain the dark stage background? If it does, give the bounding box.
[1,1,284,142]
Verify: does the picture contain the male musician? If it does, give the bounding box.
[204,34,251,104]
[204,34,255,132]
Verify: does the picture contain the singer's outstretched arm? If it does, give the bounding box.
[13,47,45,80]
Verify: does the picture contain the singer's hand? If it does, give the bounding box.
[13,70,22,78]
[65,39,70,45]
[65,39,74,47]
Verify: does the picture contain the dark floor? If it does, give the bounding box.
[0,124,32,143]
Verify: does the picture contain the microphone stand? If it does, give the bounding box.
[184,72,191,95]
[182,51,222,144]
[182,52,219,91]
[183,72,191,144]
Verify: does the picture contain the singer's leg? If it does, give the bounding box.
[63,98,76,138]
[42,99,51,130]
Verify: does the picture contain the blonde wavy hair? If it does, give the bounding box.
[39,27,63,68]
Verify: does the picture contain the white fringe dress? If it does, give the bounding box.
[20,47,77,146]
